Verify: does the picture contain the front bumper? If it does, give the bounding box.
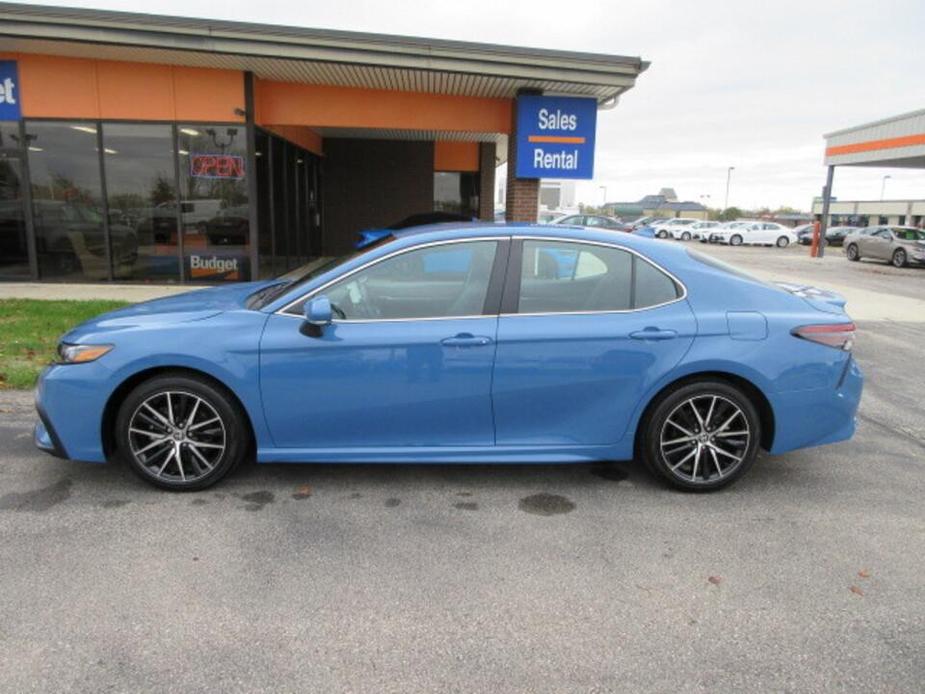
[34,363,110,463]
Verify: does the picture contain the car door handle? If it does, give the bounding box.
[441,333,493,347]
[629,328,678,341]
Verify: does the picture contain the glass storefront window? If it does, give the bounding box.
[25,122,107,281]
[102,123,179,282]
[434,172,479,218]
[177,125,250,282]
[1,121,30,277]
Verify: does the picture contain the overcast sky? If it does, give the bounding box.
[20,0,925,210]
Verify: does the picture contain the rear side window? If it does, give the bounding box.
[516,240,681,314]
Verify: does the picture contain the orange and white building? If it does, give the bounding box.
[0,3,647,283]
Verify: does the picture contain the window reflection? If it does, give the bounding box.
[0,121,30,277]
[26,122,109,281]
[102,123,179,282]
[177,125,250,281]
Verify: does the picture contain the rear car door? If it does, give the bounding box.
[491,238,697,446]
[867,229,893,259]
[260,238,508,448]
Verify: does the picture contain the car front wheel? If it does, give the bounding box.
[892,249,907,268]
[657,230,669,239]
[847,243,860,261]
[115,373,249,490]
[681,231,691,241]
[640,380,761,491]
[776,236,790,248]
[729,234,743,246]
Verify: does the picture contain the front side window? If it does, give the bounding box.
[320,240,498,320]
[517,240,680,314]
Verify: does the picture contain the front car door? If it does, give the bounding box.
[259,238,507,449]
[866,228,893,259]
[491,237,697,446]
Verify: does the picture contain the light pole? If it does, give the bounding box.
[723,167,735,211]
[880,174,891,201]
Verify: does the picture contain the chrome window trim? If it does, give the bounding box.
[273,233,688,322]
[275,237,504,319]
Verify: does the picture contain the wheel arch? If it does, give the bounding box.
[101,366,257,459]
[632,371,775,455]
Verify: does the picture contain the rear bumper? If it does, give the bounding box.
[769,356,863,454]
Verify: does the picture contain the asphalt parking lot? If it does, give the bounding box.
[1,242,923,693]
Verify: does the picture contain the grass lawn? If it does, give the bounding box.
[0,299,130,390]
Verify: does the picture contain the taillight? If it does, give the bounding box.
[792,322,856,351]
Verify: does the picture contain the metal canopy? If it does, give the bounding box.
[824,108,925,168]
[0,2,649,103]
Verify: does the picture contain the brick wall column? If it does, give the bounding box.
[478,141,496,221]
[505,91,540,223]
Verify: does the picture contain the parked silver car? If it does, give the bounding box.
[844,226,925,267]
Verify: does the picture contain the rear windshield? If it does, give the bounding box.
[686,249,767,285]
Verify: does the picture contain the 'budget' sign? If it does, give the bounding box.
[515,95,596,179]
[0,61,21,120]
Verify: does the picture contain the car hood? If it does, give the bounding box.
[61,280,280,341]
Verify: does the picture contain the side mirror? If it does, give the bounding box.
[304,295,333,328]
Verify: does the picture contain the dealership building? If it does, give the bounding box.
[0,3,647,283]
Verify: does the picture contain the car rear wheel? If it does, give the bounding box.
[776,236,790,248]
[115,373,249,490]
[892,249,907,268]
[730,234,743,246]
[681,231,691,241]
[640,380,761,491]
[847,243,860,261]
[657,230,669,239]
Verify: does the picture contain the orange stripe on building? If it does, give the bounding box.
[8,53,245,122]
[826,133,925,156]
[434,141,479,172]
[255,80,512,134]
[527,135,586,144]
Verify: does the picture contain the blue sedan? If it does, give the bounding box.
[34,224,862,491]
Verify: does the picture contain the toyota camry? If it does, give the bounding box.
[34,224,863,492]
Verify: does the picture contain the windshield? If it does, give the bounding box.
[248,235,396,309]
[893,228,925,241]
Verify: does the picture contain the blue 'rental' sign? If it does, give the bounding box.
[515,95,596,179]
[0,61,21,120]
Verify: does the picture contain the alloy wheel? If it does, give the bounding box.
[658,394,750,484]
[127,390,226,483]
[730,235,743,246]
[777,236,789,248]
[893,249,906,268]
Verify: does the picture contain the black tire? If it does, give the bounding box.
[776,236,790,248]
[115,372,250,490]
[846,243,860,261]
[730,234,743,246]
[639,380,761,492]
[892,249,907,268]
[681,231,691,241]
[657,230,669,239]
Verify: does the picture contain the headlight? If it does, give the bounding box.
[56,343,113,364]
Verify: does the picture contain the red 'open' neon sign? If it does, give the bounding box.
[190,154,245,179]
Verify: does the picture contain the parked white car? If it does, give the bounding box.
[689,220,720,240]
[710,221,798,247]
[702,221,752,243]
[652,218,701,240]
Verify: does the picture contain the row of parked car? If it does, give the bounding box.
[545,213,925,267]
